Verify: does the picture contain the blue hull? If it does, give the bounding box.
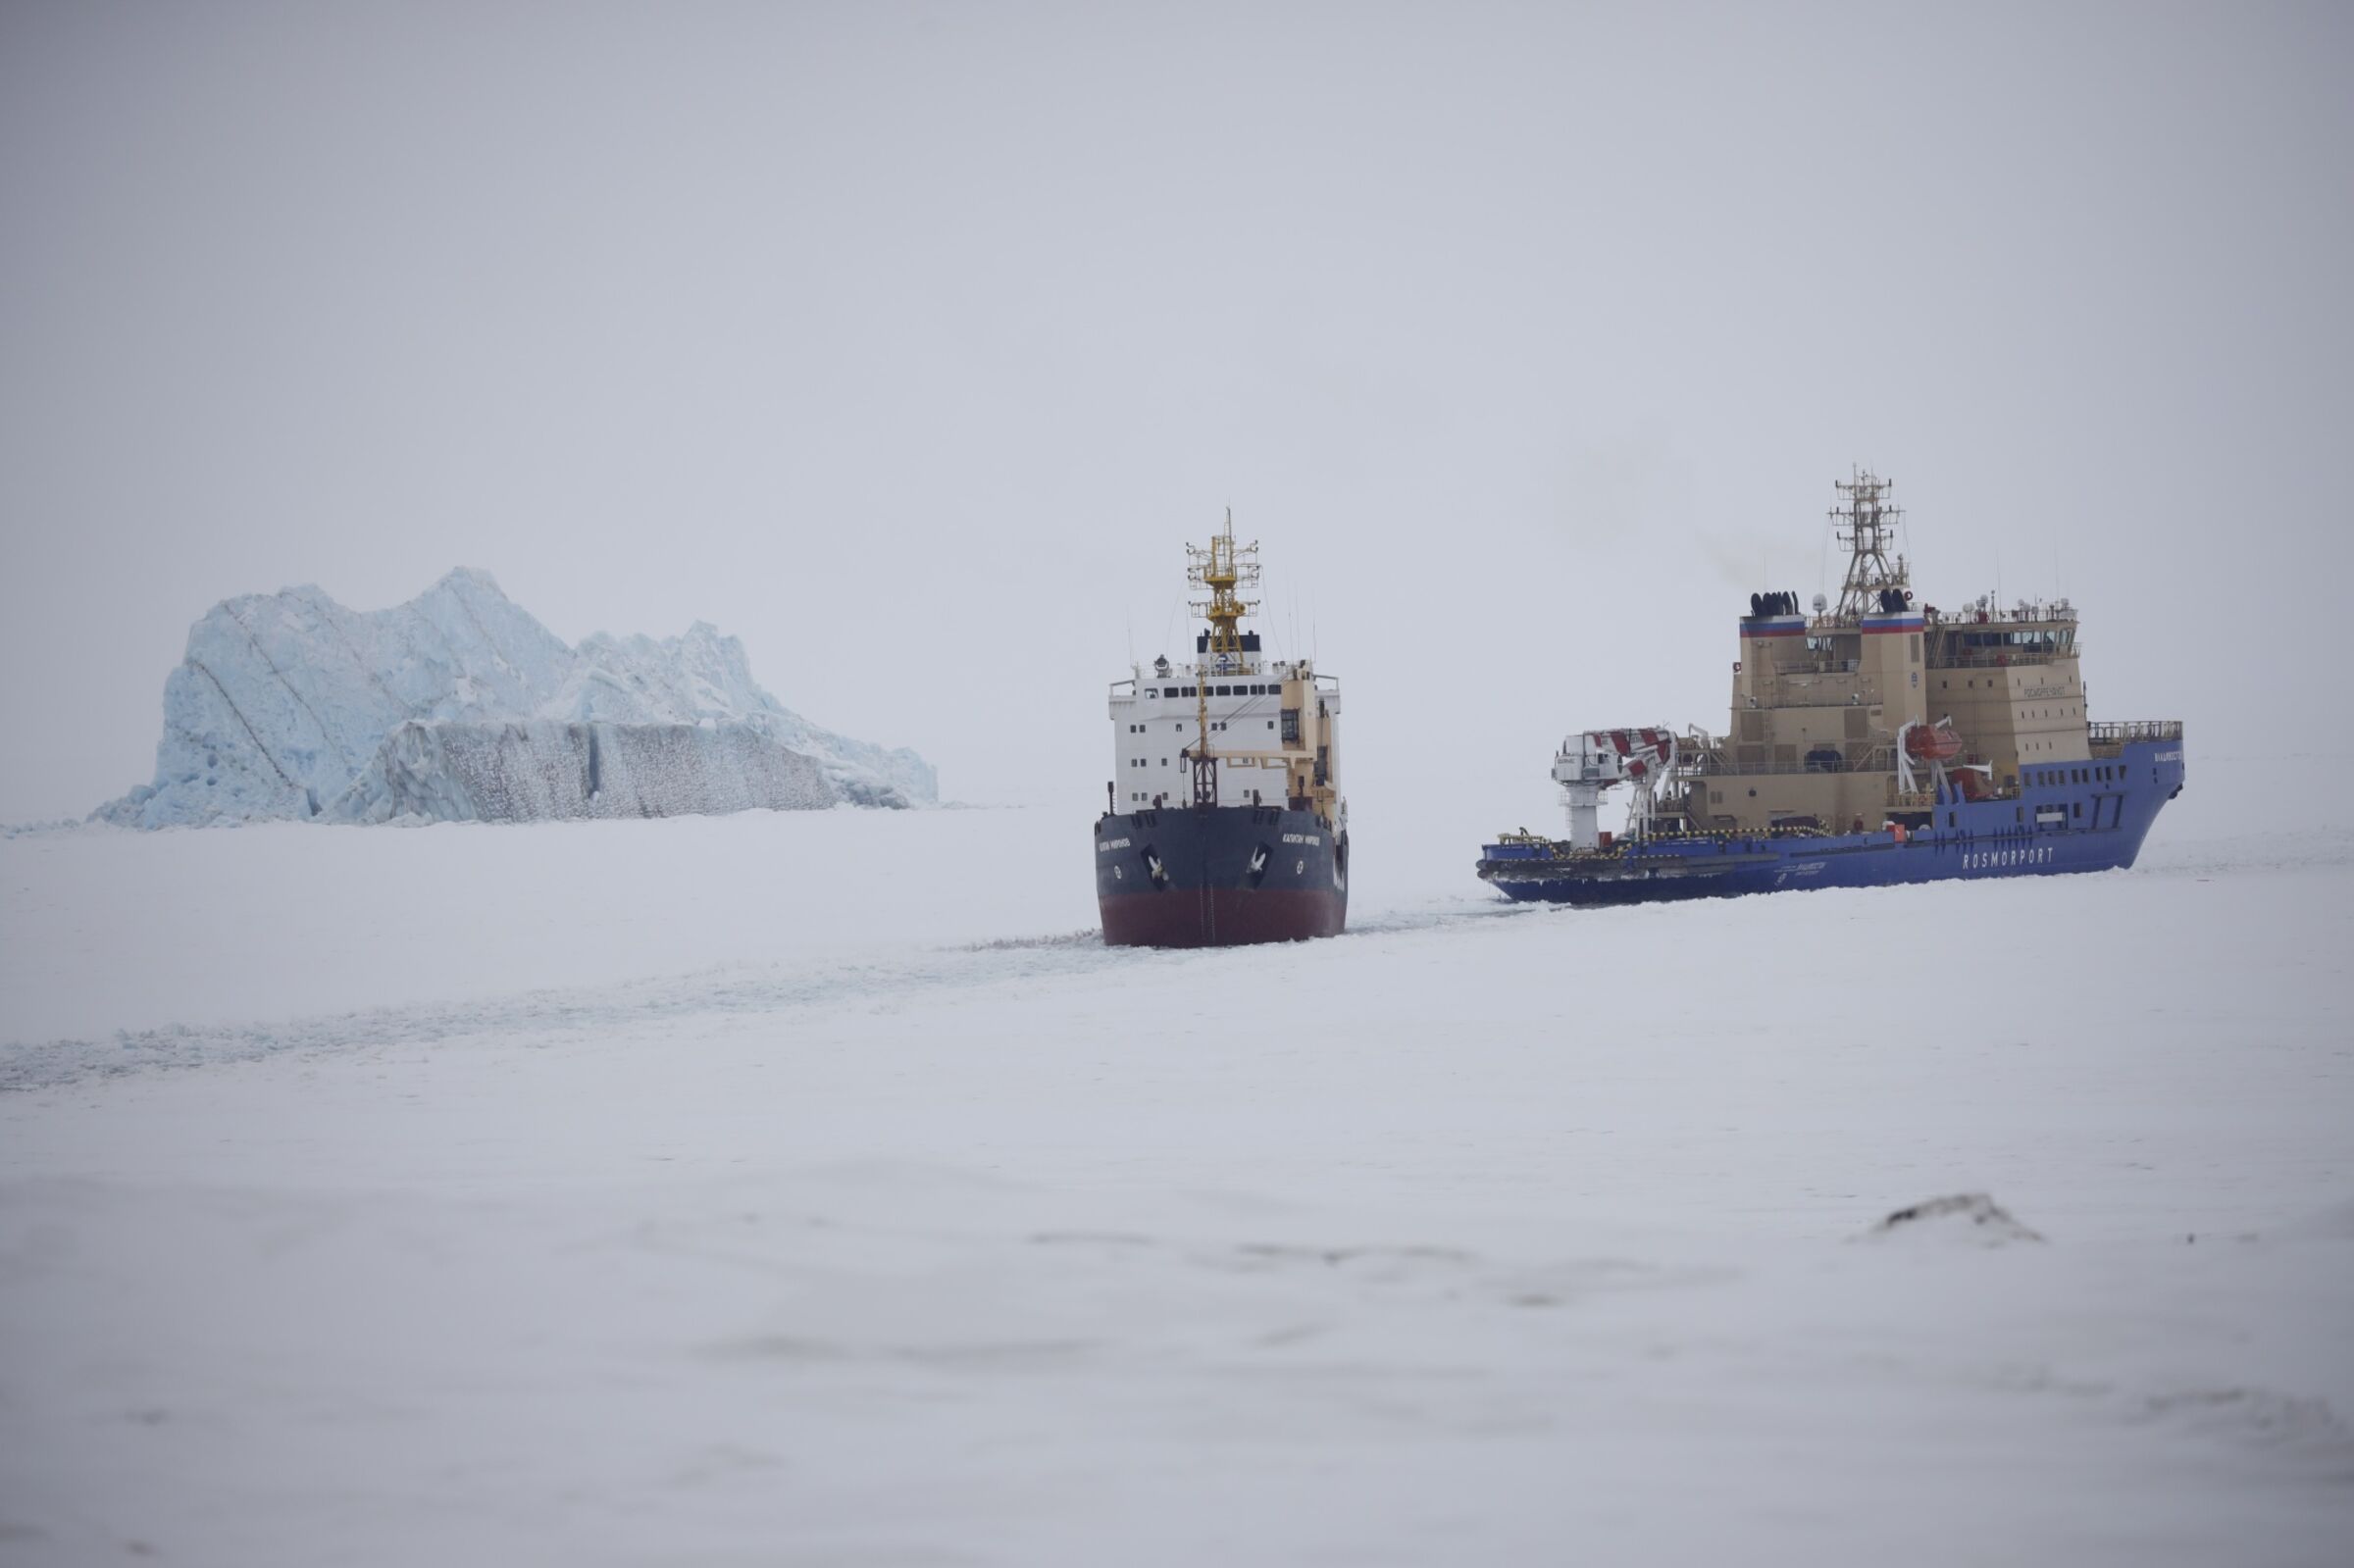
[1479,739,2185,906]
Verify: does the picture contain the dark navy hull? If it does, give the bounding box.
[1480,738,2184,907]
[1097,804,1348,947]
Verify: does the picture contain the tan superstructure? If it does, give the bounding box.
[1667,472,2093,835]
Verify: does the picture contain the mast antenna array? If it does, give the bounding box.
[1830,468,1908,618]
[1187,509,1260,661]
[1182,510,1261,807]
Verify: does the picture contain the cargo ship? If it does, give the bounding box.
[1098,514,1347,946]
[1477,471,2184,905]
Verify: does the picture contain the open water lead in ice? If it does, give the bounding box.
[1477,469,2185,906]
[1096,513,1348,946]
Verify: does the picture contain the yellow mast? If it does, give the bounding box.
[1188,507,1258,661]
[1183,510,1259,805]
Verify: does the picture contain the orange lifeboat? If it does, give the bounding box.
[1905,722,1964,763]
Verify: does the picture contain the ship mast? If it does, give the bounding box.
[1830,468,1908,619]
[1183,510,1259,806]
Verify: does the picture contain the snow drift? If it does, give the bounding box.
[96,569,934,827]
[1863,1193,2047,1246]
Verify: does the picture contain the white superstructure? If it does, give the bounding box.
[1107,650,1342,810]
[1103,515,1344,820]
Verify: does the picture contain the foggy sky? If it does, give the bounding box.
[3,2,2347,839]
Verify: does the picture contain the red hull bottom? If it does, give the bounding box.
[1099,886,1347,948]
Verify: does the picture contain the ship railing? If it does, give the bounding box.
[2088,720,2183,753]
[1508,792,2075,854]
[1488,823,1852,858]
[1923,603,2079,627]
[1170,659,1331,685]
[1927,647,2078,671]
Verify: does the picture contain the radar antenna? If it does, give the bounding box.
[1830,468,1909,619]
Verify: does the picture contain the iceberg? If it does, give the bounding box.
[97,569,935,827]
[332,721,838,824]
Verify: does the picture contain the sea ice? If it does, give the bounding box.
[2,813,2346,1565]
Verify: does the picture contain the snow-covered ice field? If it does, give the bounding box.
[3,808,2350,1564]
